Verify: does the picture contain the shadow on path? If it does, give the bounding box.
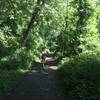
[4,62,65,100]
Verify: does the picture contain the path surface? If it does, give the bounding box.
[5,62,65,100]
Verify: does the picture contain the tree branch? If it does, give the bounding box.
[21,0,46,46]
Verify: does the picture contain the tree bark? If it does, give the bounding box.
[21,0,46,46]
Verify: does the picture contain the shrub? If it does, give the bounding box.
[0,69,29,100]
[0,47,36,69]
[59,52,100,100]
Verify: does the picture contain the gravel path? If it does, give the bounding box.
[5,64,65,100]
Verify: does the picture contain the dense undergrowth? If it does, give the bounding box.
[59,52,100,100]
[0,0,100,100]
[0,69,30,100]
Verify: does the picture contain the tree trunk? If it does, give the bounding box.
[21,0,46,46]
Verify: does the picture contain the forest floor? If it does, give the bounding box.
[4,60,66,100]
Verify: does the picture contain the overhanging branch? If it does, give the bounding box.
[21,0,46,46]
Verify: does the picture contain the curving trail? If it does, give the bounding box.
[5,60,65,100]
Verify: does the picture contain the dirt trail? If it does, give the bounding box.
[5,64,65,100]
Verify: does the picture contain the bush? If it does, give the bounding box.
[59,52,100,100]
[0,69,29,100]
[0,47,39,69]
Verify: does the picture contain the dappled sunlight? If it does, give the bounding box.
[4,63,65,100]
[31,70,38,73]
[18,69,30,73]
[0,0,100,100]
[49,66,58,70]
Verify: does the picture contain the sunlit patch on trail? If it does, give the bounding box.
[49,66,58,70]
[32,70,38,73]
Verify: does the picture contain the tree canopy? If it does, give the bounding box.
[0,0,100,68]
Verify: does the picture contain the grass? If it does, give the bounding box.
[0,69,30,100]
[59,52,100,100]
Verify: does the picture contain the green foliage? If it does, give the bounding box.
[59,52,100,100]
[0,69,30,100]
[0,0,100,100]
[80,34,100,53]
[96,0,100,33]
[0,0,99,68]
[0,46,40,69]
[56,0,98,57]
[0,0,44,69]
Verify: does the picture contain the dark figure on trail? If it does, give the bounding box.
[41,47,48,68]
